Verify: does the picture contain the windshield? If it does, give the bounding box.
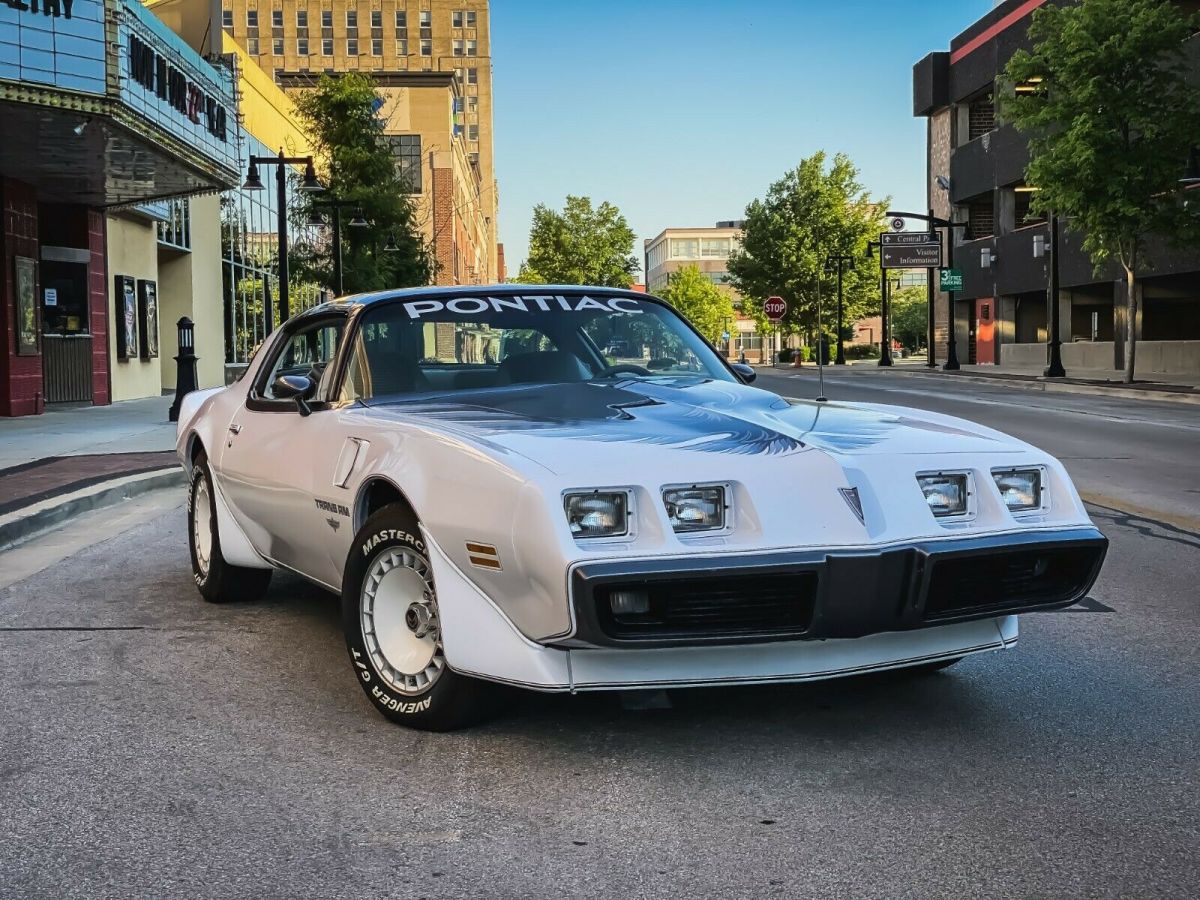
[340,292,736,401]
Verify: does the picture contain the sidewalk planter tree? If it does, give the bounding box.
[727,152,886,338]
[292,73,432,293]
[514,196,638,287]
[1000,0,1200,384]
[660,265,736,344]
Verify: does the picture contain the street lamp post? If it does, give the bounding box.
[309,201,369,296]
[885,209,968,371]
[243,151,323,325]
[824,253,854,365]
[879,268,893,366]
[1040,212,1066,377]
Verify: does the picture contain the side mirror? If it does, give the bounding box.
[730,362,757,384]
[272,374,316,416]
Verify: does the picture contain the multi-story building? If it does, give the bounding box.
[644,222,768,362]
[913,0,1200,374]
[220,0,499,286]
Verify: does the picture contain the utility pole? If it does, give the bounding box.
[1044,211,1066,377]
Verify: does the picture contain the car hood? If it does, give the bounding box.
[360,377,1019,471]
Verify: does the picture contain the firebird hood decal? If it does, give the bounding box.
[360,378,1009,460]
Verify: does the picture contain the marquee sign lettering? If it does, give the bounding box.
[128,32,228,142]
[3,0,74,18]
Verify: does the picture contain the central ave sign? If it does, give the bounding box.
[880,232,942,270]
[764,296,787,322]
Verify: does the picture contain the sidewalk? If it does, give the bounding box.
[774,358,1200,403]
[0,396,184,550]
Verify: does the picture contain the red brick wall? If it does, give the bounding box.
[88,210,109,405]
[496,242,506,283]
[0,178,42,417]
[431,165,456,285]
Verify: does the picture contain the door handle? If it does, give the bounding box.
[228,423,242,435]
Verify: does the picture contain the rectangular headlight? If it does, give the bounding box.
[993,469,1042,512]
[564,491,629,538]
[917,474,969,517]
[662,485,726,532]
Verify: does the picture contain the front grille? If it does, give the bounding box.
[594,572,818,642]
[924,546,1100,619]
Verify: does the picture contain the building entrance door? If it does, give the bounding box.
[975,298,996,365]
[40,257,92,402]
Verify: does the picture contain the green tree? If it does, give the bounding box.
[660,265,737,343]
[727,152,887,340]
[999,0,1200,383]
[889,286,928,352]
[514,196,638,287]
[292,73,431,293]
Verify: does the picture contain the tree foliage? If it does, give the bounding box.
[889,286,928,352]
[999,0,1200,382]
[514,196,638,287]
[291,73,432,294]
[727,152,887,336]
[659,265,737,344]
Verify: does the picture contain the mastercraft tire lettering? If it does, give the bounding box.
[341,505,497,731]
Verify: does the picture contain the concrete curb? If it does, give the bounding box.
[772,365,1200,405]
[0,467,186,552]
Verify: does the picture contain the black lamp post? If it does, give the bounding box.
[243,152,323,325]
[885,209,969,371]
[864,241,893,367]
[309,200,369,296]
[1035,212,1066,377]
[824,253,854,365]
[168,317,198,423]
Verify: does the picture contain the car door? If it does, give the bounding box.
[216,313,352,586]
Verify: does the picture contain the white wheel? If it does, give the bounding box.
[360,548,446,696]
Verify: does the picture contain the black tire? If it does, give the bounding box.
[342,505,498,731]
[188,449,273,604]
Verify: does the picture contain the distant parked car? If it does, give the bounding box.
[176,285,1108,731]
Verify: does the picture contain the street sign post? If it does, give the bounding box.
[764,296,787,322]
[939,268,964,292]
[880,232,942,269]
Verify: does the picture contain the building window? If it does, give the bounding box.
[297,10,307,28]
[670,238,700,259]
[372,38,382,56]
[347,38,359,55]
[322,38,333,55]
[452,10,464,27]
[222,9,233,28]
[1014,187,1046,229]
[395,39,408,55]
[371,10,382,28]
[246,37,260,54]
[157,198,191,251]
[390,134,422,193]
[700,238,730,258]
[467,124,478,141]
[468,152,479,167]
[467,67,478,84]
[453,39,464,56]
[395,10,407,29]
[297,38,309,55]
[272,37,284,55]
[420,39,432,56]
[468,96,478,113]
[419,10,431,27]
[272,10,283,28]
[346,10,357,29]
[466,10,476,27]
[321,10,332,28]
[966,195,995,239]
[246,10,258,28]
[466,40,477,56]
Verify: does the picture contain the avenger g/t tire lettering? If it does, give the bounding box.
[188,449,273,604]
[342,505,497,731]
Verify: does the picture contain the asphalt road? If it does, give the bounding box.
[2,374,1198,899]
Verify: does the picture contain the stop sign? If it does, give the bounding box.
[764,296,787,322]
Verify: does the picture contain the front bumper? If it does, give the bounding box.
[426,526,1105,693]
[563,527,1108,648]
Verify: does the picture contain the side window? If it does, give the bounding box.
[260,319,345,399]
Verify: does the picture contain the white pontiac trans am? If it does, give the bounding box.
[176,285,1107,730]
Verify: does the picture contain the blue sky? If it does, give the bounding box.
[491,0,994,274]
